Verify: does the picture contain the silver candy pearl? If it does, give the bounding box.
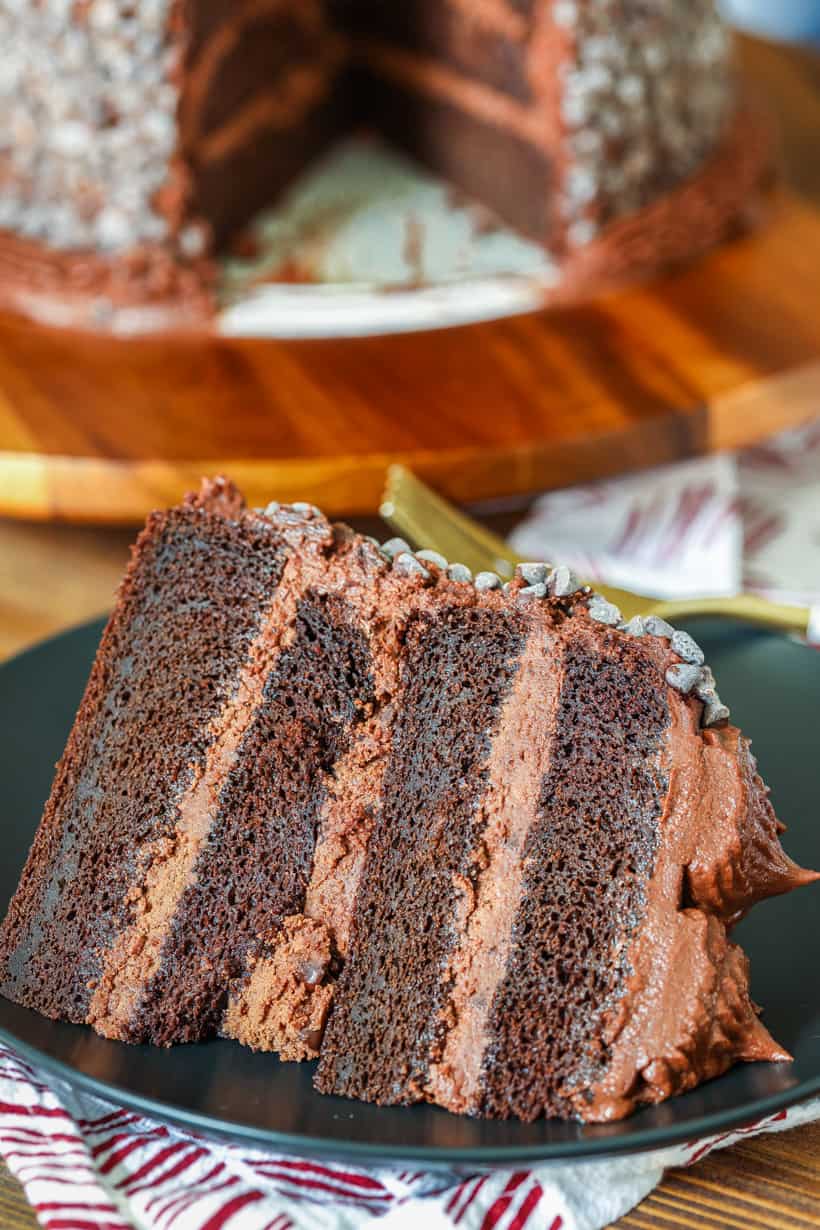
[644,615,675,640]
[703,699,731,726]
[621,615,647,637]
[517,583,547,601]
[549,564,582,597]
[517,562,549,587]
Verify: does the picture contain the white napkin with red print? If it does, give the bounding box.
[510,420,820,641]
[1,1042,818,1230]
[3,419,820,1230]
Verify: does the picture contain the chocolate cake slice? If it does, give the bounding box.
[0,479,815,1122]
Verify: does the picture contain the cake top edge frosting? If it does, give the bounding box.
[180,474,730,730]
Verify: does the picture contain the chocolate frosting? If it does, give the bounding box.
[185,474,247,518]
[0,228,216,333]
[222,914,335,1060]
[685,724,818,925]
[577,682,818,1122]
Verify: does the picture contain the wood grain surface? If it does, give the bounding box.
[1,34,820,524]
[0,514,818,1228]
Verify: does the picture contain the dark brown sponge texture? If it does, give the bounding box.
[129,591,374,1045]
[478,631,669,1120]
[316,604,525,1105]
[0,504,286,1023]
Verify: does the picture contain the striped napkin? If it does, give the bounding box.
[1,1043,818,1230]
[3,417,820,1230]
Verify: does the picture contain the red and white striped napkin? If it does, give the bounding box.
[4,418,820,1230]
[1,1042,818,1230]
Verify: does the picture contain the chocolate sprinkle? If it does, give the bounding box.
[587,595,622,626]
[670,629,705,666]
[665,663,703,694]
[549,565,582,597]
[644,615,675,640]
[517,563,549,587]
[475,572,502,592]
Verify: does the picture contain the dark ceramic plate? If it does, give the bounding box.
[0,617,818,1167]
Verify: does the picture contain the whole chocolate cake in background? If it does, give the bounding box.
[0,478,816,1123]
[0,0,768,330]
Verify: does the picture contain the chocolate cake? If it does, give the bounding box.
[0,478,816,1122]
[0,1,767,330]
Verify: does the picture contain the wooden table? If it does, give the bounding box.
[2,30,820,1230]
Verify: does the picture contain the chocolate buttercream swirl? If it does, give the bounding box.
[684,725,818,925]
[579,685,818,1122]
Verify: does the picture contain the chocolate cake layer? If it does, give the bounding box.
[221,652,395,1059]
[123,587,374,1046]
[479,625,669,1120]
[192,79,353,250]
[190,6,334,139]
[315,603,529,1105]
[0,481,287,1023]
[358,68,553,242]
[347,1,535,103]
[180,0,351,248]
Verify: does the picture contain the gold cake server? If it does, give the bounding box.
[379,465,811,637]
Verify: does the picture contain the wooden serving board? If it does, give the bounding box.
[1,36,819,525]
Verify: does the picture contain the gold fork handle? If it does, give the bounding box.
[380,465,812,638]
[651,594,811,636]
[380,466,518,580]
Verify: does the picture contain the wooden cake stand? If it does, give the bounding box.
[1,35,819,525]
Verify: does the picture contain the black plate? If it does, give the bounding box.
[0,617,818,1167]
